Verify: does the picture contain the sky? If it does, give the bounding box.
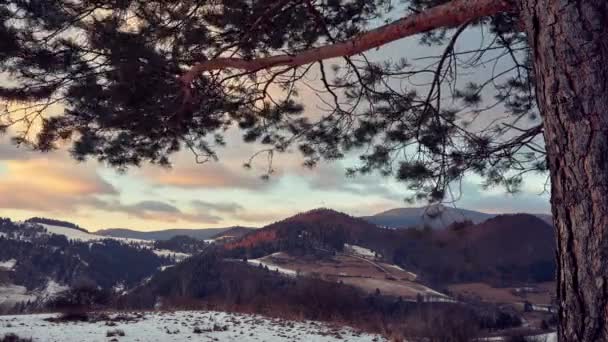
[0,26,551,232]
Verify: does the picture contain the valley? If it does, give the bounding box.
[0,207,558,341]
[246,251,443,300]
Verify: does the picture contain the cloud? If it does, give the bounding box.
[97,200,222,224]
[0,158,117,212]
[0,143,34,161]
[191,200,244,214]
[232,210,289,225]
[455,179,551,214]
[141,163,275,191]
[297,162,405,200]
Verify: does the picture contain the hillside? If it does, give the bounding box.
[393,214,556,285]
[0,217,210,311]
[222,208,382,257]
[97,227,242,241]
[220,209,555,286]
[211,226,255,241]
[0,218,171,309]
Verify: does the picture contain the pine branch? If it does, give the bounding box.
[181,0,515,86]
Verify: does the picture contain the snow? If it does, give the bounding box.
[481,332,556,342]
[0,311,386,342]
[40,224,150,246]
[0,285,36,307]
[531,304,556,313]
[40,224,105,242]
[0,259,16,271]
[39,224,193,261]
[247,259,297,277]
[158,265,175,271]
[344,244,376,258]
[152,249,190,262]
[36,280,68,302]
[384,264,418,280]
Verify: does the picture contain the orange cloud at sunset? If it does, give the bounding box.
[0,158,116,212]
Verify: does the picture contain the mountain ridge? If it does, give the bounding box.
[362,204,552,229]
[96,227,255,241]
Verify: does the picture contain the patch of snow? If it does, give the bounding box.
[531,304,556,313]
[40,224,151,246]
[0,259,16,271]
[152,249,190,262]
[112,282,127,295]
[0,311,386,342]
[481,332,556,342]
[35,280,68,302]
[344,244,376,258]
[247,259,297,277]
[158,265,175,272]
[384,264,418,280]
[0,285,36,307]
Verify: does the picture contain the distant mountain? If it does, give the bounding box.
[96,227,244,241]
[362,205,552,229]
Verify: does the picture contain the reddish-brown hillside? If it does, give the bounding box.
[211,226,256,240]
[224,208,381,251]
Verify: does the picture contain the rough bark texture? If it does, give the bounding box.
[519,0,608,340]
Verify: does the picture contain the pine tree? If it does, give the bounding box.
[1,0,607,339]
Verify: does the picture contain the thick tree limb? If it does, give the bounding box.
[181,0,515,85]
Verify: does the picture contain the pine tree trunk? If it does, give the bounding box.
[519,0,608,340]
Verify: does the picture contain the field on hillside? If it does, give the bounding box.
[447,282,555,306]
[0,311,385,342]
[248,252,448,300]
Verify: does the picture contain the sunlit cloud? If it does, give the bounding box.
[0,158,116,212]
[141,163,275,191]
[97,200,223,224]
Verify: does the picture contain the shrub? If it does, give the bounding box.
[48,278,111,321]
[106,329,125,337]
[0,334,32,342]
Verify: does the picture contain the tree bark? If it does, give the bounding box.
[519,0,608,340]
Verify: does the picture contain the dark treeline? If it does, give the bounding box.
[25,217,88,233]
[153,235,208,254]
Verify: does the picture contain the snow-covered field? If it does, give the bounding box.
[0,311,386,342]
[152,249,190,262]
[482,333,557,342]
[0,259,16,271]
[40,224,150,245]
[344,244,376,258]
[41,223,192,261]
[0,285,36,307]
[247,259,297,277]
[0,280,68,308]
